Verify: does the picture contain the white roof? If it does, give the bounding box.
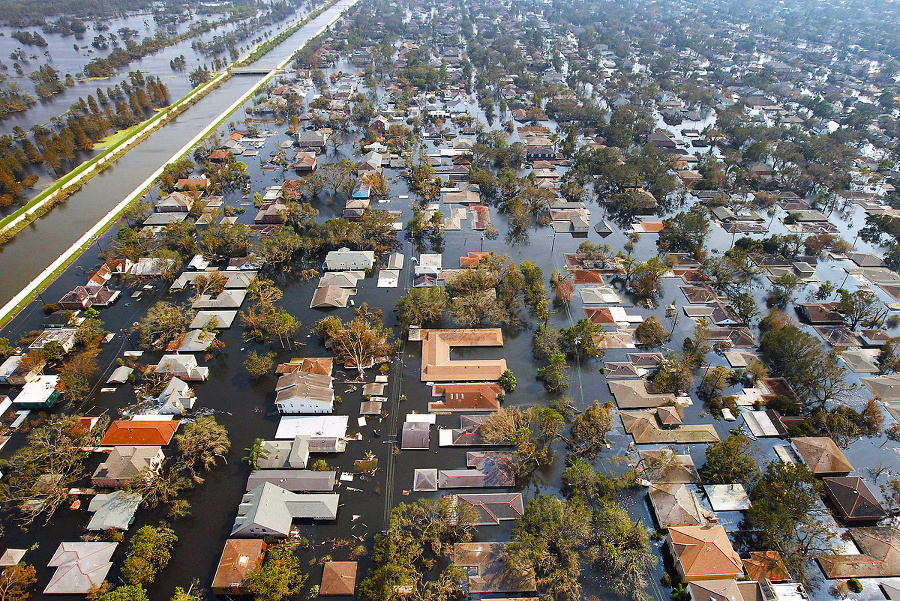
[703,484,751,511]
[44,542,117,594]
[275,415,349,439]
[14,375,59,406]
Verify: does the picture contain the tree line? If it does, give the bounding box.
[0,72,170,206]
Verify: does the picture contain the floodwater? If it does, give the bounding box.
[0,5,310,135]
[0,0,356,308]
[0,38,899,601]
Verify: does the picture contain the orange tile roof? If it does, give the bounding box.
[100,420,178,446]
[668,525,743,581]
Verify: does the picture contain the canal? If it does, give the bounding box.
[0,0,357,309]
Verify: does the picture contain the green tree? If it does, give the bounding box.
[569,401,613,458]
[635,316,671,347]
[699,433,758,485]
[248,543,305,601]
[747,461,833,576]
[122,524,177,587]
[396,286,448,330]
[97,586,149,601]
[175,416,230,481]
[244,351,275,379]
[135,301,189,351]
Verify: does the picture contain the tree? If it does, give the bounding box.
[122,524,177,587]
[0,564,36,601]
[699,433,758,485]
[838,288,887,330]
[3,414,103,525]
[96,586,150,601]
[135,301,189,350]
[569,401,613,458]
[760,320,855,408]
[550,269,574,306]
[658,205,710,258]
[559,319,605,361]
[651,352,696,394]
[635,316,670,347]
[193,271,228,298]
[628,256,668,299]
[747,461,833,576]
[537,352,568,393]
[317,312,396,378]
[396,286,448,330]
[481,406,560,476]
[175,416,230,481]
[244,351,275,379]
[498,369,517,393]
[249,543,305,601]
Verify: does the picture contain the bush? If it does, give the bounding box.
[847,578,862,593]
[42,303,63,315]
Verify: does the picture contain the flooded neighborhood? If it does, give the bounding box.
[1,0,900,599]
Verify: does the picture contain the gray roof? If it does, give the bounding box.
[86,491,142,531]
[246,470,336,492]
[257,437,310,469]
[232,483,339,537]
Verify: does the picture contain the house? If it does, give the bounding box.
[28,328,77,353]
[155,191,195,212]
[686,580,765,601]
[323,247,375,271]
[297,129,328,150]
[212,540,266,595]
[438,451,516,488]
[231,483,339,537]
[823,476,887,523]
[818,527,900,578]
[100,420,178,446]
[309,285,354,309]
[256,436,310,469]
[792,437,853,476]
[320,562,358,596]
[608,379,676,409]
[92,446,164,488]
[274,416,348,451]
[648,483,711,528]
[0,355,45,386]
[58,285,119,310]
[450,493,525,526]
[429,383,503,412]
[86,491,142,531]
[274,371,334,414]
[157,377,196,415]
[254,201,288,224]
[174,178,208,191]
[453,542,536,594]
[798,302,844,325]
[44,542,117,594]
[357,151,383,172]
[246,470,336,492]
[290,151,317,172]
[13,375,60,408]
[667,524,744,582]
[191,289,247,310]
[420,329,507,382]
[638,450,701,484]
[153,355,209,381]
[622,411,720,444]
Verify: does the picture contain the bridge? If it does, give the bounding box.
[230,66,284,76]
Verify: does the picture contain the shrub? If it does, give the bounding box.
[847,578,862,593]
[498,369,517,392]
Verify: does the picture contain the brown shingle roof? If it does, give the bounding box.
[824,476,887,522]
[792,437,853,475]
[320,561,357,596]
[211,540,265,594]
[818,527,900,578]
